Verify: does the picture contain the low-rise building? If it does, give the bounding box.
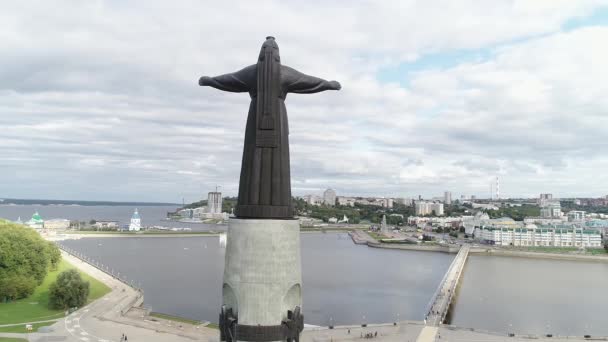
[476,224,602,248]
[44,218,70,229]
[567,210,586,222]
[93,220,119,229]
[337,196,356,207]
[303,194,323,206]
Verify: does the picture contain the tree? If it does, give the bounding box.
[0,220,60,301]
[48,269,90,310]
[46,241,61,270]
[0,274,36,301]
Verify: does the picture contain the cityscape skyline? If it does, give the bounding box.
[2,2,608,203]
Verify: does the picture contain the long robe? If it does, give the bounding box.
[203,65,337,219]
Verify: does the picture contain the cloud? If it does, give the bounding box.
[0,1,607,201]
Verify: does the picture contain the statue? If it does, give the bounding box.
[199,36,341,219]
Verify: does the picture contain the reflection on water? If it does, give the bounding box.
[61,233,453,325]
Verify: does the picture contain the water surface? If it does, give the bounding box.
[451,255,608,336]
[61,233,453,325]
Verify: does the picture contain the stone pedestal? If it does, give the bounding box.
[220,218,303,342]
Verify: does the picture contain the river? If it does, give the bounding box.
[450,254,608,336]
[5,205,608,334]
[60,234,452,326]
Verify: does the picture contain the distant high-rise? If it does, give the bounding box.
[444,191,452,205]
[415,201,444,216]
[323,188,336,206]
[207,191,222,214]
[539,193,553,207]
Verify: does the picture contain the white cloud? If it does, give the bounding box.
[0,1,607,201]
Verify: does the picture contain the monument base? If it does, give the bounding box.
[220,218,303,342]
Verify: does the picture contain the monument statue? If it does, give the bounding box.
[199,36,341,219]
[199,36,340,342]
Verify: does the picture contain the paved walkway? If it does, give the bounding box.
[3,250,218,342]
[0,319,59,328]
[425,245,469,326]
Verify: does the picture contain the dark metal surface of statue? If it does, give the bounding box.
[199,36,341,219]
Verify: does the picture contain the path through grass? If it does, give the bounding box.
[0,258,111,325]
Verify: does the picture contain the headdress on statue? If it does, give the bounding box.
[255,36,281,147]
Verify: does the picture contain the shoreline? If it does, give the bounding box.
[367,241,608,262]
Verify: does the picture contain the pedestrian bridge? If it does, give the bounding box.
[424,244,470,326]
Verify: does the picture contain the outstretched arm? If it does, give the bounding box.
[283,66,341,94]
[198,64,256,93]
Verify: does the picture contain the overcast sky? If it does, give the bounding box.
[1,1,608,203]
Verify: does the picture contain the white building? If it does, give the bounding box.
[539,193,553,206]
[207,192,222,214]
[304,194,322,206]
[408,216,466,228]
[337,196,356,207]
[444,191,452,205]
[323,188,336,206]
[415,201,444,216]
[93,220,118,229]
[567,210,586,222]
[396,198,413,206]
[129,208,141,231]
[44,219,70,230]
[476,225,602,248]
[540,201,562,218]
[471,203,499,210]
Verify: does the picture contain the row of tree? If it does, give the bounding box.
[0,220,61,301]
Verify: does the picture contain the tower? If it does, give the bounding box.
[208,191,223,214]
[496,176,500,200]
[129,208,141,231]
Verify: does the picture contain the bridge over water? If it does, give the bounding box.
[424,244,470,326]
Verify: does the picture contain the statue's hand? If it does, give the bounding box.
[329,80,341,90]
[198,76,212,86]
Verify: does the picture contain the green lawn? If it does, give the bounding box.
[0,258,111,325]
[367,231,386,241]
[0,338,28,342]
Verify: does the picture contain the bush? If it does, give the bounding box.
[49,269,90,310]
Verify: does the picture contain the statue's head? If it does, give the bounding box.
[259,36,280,62]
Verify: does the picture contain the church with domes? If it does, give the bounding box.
[26,211,44,229]
[129,208,141,231]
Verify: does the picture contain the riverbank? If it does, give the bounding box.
[52,250,217,341]
[469,247,608,262]
[51,231,220,240]
[368,242,460,253]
